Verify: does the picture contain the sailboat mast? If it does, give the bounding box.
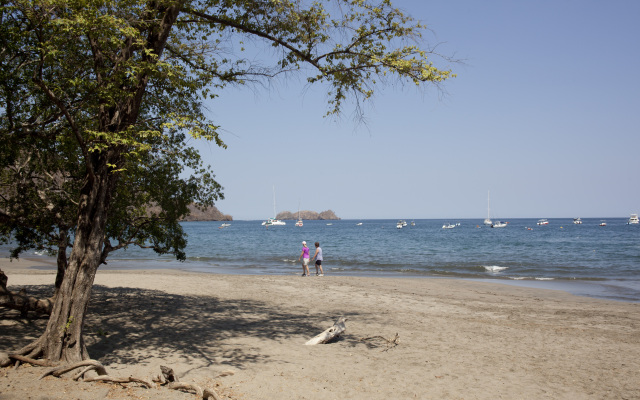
[273,185,276,218]
[487,190,490,220]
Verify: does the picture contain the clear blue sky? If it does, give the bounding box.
[193,0,640,220]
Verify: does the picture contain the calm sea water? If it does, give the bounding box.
[5,218,640,302]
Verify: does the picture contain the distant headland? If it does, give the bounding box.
[180,204,233,221]
[276,210,340,220]
[177,205,339,221]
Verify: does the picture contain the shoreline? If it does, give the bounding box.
[10,253,640,304]
[2,256,640,399]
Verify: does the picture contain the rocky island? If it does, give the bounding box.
[276,210,340,220]
[181,204,233,221]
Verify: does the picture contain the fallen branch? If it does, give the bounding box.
[0,269,53,316]
[305,317,348,345]
[358,333,400,351]
[84,375,155,388]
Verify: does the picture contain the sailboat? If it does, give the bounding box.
[262,186,286,226]
[484,190,492,226]
[295,202,303,227]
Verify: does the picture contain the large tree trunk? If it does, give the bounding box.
[17,153,116,363]
[53,231,69,298]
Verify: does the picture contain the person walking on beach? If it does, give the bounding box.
[311,241,324,276]
[298,241,310,276]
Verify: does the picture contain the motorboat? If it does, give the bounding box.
[396,221,403,229]
[537,219,549,226]
[442,223,456,229]
[573,218,582,224]
[628,214,639,224]
[410,221,415,226]
[356,222,363,226]
[599,220,607,226]
[491,221,507,228]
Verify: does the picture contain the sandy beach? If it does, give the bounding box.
[1,257,640,400]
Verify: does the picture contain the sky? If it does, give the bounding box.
[191,0,640,220]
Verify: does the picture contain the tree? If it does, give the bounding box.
[1,0,454,365]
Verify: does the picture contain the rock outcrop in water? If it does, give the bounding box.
[180,204,233,221]
[276,210,340,220]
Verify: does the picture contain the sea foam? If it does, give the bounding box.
[484,266,508,273]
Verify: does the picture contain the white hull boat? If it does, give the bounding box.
[262,186,286,226]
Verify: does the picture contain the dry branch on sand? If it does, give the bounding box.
[4,356,221,400]
[358,333,400,351]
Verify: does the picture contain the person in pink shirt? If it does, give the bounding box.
[297,241,310,276]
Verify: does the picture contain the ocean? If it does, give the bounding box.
[6,218,640,302]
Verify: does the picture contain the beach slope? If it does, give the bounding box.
[1,258,639,399]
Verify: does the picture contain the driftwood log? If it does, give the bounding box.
[0,269,53,316]
[305,317,347,345]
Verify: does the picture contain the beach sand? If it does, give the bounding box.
[1,257,639,399]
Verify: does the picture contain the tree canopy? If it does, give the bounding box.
[0,0,455,365]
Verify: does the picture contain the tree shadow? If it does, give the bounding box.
[2,283,365,373]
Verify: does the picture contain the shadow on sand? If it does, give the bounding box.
[1,284,363,372]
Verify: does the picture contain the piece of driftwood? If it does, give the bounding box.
[358,333,400,351]
[305,317,348,345]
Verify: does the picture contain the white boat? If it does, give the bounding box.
[573,217,582,224]
[356,222,363,226]
[396,221,403,229]
[628,214,639,224]
[442,223,456,229]
[484,190,492,226]
[220,223,231,227]
[410,221,415,226]
[263,217,286,226]
[491,221,507,228]
[295,204,303,227]
[599,220,607,226]
[262,186,286,226]
[537,219,549,225]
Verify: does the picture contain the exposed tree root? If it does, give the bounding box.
[39,359,107,379]
[6,357,223,399]
[358,333,400,351]
[0,269,53,316]
[6,354,54,367]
